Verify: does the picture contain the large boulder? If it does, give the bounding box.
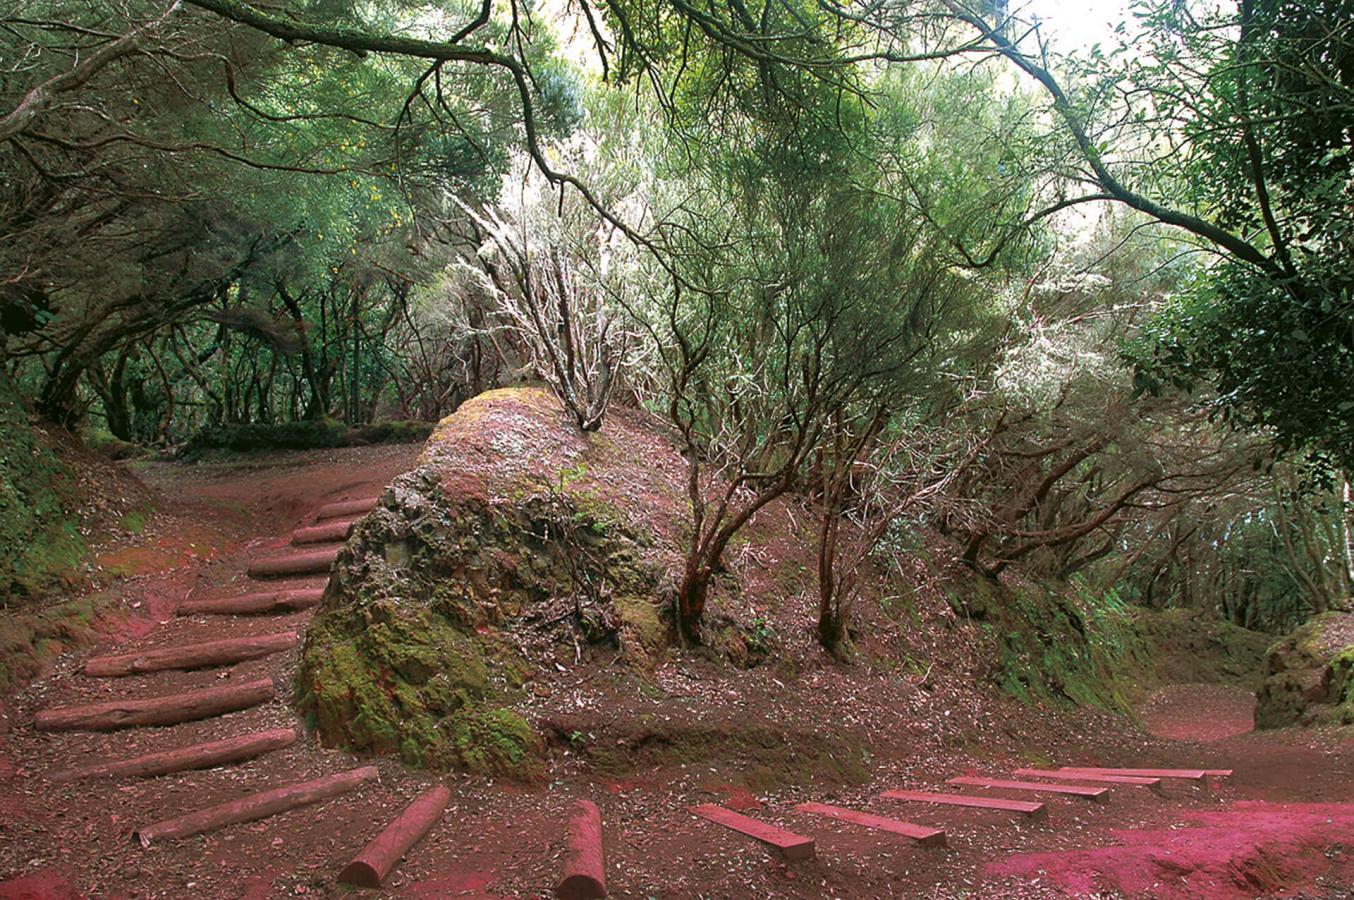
[1255,611,1354,728]
[297,388,688,777]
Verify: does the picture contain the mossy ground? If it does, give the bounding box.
[0,375,87,602]
[0,592,123,692]
[543,714,872,792]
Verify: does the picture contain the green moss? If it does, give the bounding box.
[119,506,149,535]
[972,576,1147,713]
[451,708,545,779]
[615,594,668,666]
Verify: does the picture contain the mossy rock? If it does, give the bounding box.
[1255,612,1354,728]
[298,387,688,778]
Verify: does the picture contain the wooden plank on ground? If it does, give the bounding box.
[1059,766,1206,781]
[794,802,946,846]
[248,548,339,578]
[1013,768,1162,788]
[133,766,378,846]
[879,789,1046,819]
[35,678,274,732]
[690,804,815,860]
[48,728,296,784]
[340,784,452,888]
[83,632,296,677]
[555,799,607,899]
[292,518,357,545]
[946,776,1107,802]
[315,497,378,520]
[177,588,324,616]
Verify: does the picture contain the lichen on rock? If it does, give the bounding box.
[297,387,688,777]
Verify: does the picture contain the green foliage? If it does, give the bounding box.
[1117,0,1354,468]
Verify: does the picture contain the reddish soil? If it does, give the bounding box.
[0,445,1351,898]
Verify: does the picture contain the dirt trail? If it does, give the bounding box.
[0,447,1351,898]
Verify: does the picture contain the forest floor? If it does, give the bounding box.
[1,444,1352,899]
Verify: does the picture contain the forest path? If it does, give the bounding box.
[0,445,1351,898]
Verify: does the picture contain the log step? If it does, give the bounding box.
[314,497,378,521]
[178,588,325,616]
[947,776,1107,802]
[879,789,1046,819]
[48,728,297,784]
[794,802,946,847]
[1059,766,1207,781]
[134,765,379,846]
[35,678,274,732]
[1203,769,1233,778]
[248,548,338,578]
[83,632,297,677]
[341,784,452,888]
[292,518,357,545]
[690,804,815,860]
[1014,768,1163,789]
[555,799,607,900]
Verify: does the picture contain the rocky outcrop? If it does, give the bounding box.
[297,388,688,777]
[1255,611,1354,728]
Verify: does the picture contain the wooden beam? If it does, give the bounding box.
[794,802,946,846]
[35,678,274,732]
[134,766,379,846]
[879,789,1046,819]
[83,633,296,677]
[48,728,296,784]
[340,784,451,888]
[690,804,815,860]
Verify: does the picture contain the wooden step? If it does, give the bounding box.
[35,678,274,732]
[314,497,378,520]
[292,518,357,545]
[178,588,325,616]
[690,804,815,860]
[1059,766,1206,781]
[1202,769,1233,778]
[248,547,339,578]
[134,765,378,846]
[83,632,297,677]
[794,802,946,846]
[1014,768,1163,789]
[946,776,1107,802]
[555,799,607,900]
[49,728,296,784]
[340,784,452,888]
[879,789,1046,819]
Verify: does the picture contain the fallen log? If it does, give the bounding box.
[177,588,324,616]
[134,765,379,846]
[83,632,297,677]
[49,728,296,784]
[314,497,378,520]
[35,678,274,732]
[248,548,338,578]
[339,784,451,888]
[557,799,607,899]
[292,518,357,545]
